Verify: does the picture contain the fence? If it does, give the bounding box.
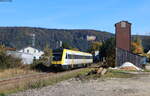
[116,48,147,68]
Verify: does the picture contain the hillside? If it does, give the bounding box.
[0,27,150,52]
[0,27,113,51]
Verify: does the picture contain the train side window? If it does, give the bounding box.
[68,54,72,59]
[75,55,78,59]
[72,55,75,59]
[67,54,93,59]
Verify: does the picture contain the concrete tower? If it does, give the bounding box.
[115,21,131,51]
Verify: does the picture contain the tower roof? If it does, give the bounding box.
[115,21,132,26]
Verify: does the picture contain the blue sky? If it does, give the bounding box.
[0,0,150,35]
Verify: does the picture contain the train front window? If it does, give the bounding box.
[53,52,62,61]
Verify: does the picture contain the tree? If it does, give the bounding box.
[31,45,53,71]
[42,45,53,65]
[43,44,52,57]
[62,42,72,49]
[70,48,79,51]
[131,36,144,54]
[99,38,115,67]
[88,41,102,53]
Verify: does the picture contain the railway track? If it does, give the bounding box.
[0,72,55,86]
[0,64,100,87]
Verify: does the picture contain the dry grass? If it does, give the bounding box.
[0,68,93,95]
[0,68,37,80]
[102,69,136,78]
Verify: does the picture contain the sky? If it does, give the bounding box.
[0,0,150,35]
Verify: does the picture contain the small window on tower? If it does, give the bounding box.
[121,22,126,28]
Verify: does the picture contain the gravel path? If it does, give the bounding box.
[9,74,150,96]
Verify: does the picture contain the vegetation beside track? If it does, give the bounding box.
[73,69,137,81]
[0,68,93,95]
[0,68,37,80]
[102,69,136,78]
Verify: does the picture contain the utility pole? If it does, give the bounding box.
[32,34,35,47]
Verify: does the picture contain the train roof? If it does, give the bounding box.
[53,48,92,55]
[64,49,92,55]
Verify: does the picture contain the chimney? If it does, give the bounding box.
[115,21,131,51]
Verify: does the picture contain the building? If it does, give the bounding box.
[87,35,96,41]
[7,51,34,64]
[19,46,44,59]
[7,46,44,64]
[115,21,131,51]
[115,21,146,68]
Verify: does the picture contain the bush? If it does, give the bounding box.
[30,46,53,72]
[30,59,42,70]
[30,60,53,72]
[0,46,23,70]
[0,93,6,96]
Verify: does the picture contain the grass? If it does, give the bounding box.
[0,68,93,95]
[79,69,137,80]
[0,93,6,96]
[102,69,136,78]
[0,68,37,80]
[143,69,150,72]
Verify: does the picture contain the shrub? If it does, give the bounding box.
[0,93,6,96]
[0,46,23,70]
[30,46,53,72]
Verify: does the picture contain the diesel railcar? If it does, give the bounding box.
[51,49,93,69]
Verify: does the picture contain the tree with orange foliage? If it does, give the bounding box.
[131,36,144,54]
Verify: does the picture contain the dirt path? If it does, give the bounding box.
[10,74,150,96]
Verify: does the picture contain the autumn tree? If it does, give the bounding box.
[43,44,53,58]
[88,41,102,53]
[131,36,144,54]
[42,44,53,65]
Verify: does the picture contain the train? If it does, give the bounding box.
[51,48,93,70]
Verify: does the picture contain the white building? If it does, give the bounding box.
[7,46,44,64]
[7,51,34,64]
[19,46,44,59]
[87,35,96,41]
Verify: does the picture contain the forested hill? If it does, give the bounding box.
[0,27,113,51]
[0,27,150,51]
